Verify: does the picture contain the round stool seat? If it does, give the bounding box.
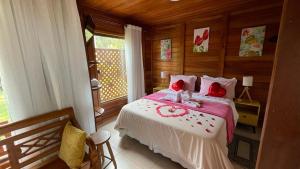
[90,130,117,169]
[90,130,111,145]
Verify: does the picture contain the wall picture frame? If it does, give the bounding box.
[239,26,266,57]
[160,39,172,60]
[193,27,210,53]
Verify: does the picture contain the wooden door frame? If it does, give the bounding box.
[256,0,300,168]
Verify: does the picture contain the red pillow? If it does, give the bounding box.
[171,80,184,91]
[207,82,226,97]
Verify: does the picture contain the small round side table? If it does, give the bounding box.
[90,130,117,169]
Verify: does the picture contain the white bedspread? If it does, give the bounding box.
[114,89,238,169]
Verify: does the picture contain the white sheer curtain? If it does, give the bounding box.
[0,0,95,133]
[125,25,145,102]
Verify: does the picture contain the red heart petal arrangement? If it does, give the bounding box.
[171,80,184,91]
[156,105,188,117]
[208,82,226,97]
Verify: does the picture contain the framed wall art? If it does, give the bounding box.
[193,27,210,53]
[239,26,266,57]
[160,39,172,60]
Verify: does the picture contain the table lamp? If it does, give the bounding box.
[238,76,253,102]
[160,71,168,87]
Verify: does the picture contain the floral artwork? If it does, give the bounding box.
[160,39,172,60]
[239,26,266,56]
[193,27,210,53]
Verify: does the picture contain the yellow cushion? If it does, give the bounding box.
[59,121,86,169]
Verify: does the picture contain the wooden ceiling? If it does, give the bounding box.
[78,0,283,26]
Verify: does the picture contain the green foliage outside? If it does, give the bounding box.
[0,89,9,123]
[94,35,126,102]
[94,36,124,49]
[85,29,93,42]
[85,30,124,49]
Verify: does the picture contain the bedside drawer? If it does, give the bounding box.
[238,112,258,126]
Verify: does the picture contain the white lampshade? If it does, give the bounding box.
[242,76,253,87]
[161,71,168,79]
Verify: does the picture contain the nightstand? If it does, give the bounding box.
[153,86,167,93]
[234,99,261,133]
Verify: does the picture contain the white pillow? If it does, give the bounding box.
[169,75,197,91]
[199,75,237,99]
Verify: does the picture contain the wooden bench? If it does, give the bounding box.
[0,107,101,169]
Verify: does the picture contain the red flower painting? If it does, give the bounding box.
[166,48,171,59]
[194,36,203,46]
[193,27,210,52]
[161,39,172,60]
[202,29,209,40]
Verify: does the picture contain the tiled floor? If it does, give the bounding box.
[98,118,247,169]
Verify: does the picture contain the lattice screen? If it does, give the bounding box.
[96,49,127,102]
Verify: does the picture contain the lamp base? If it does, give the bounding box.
[160,78,167,88]
[238,87,253,102]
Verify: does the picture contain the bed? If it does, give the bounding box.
[114,89,239,169]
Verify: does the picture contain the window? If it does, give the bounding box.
[85,29,93,42]
[94,36,127,102]
[0,78,9,124]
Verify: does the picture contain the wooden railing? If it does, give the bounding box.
[95,49,127,102]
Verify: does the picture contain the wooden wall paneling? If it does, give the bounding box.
[143,29,153,94]
[147,4,282,125]
[220,14,230,76]
[151,24,185,88]
[179,24,186,75]
[81,7,125,37]
[224,6,282,124]
[226,7,282,56]
[78,1,283,126]
[184,15,225,91]
[256,0,300,167]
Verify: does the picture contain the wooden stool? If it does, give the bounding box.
[90,130,117,169]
